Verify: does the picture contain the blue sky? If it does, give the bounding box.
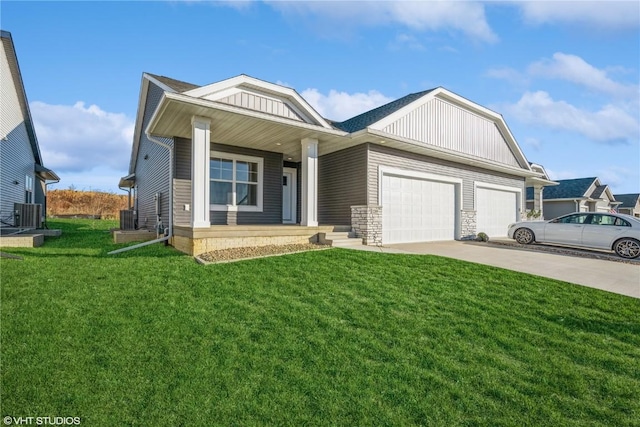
[3,1,639,194]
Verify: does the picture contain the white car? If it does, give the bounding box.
[507,212,640,259]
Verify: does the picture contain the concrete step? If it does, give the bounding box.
[319,231,363,247]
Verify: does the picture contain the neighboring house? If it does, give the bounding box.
[120,73,553,255]
[614,193,640,218]
[525,162,558,219]
[527,177,621,220]
[0,30,59,227]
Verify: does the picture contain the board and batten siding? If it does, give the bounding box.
[218,91,305,122]
[210,143,283,225]
[382,98,521,168]
[134,81,173,231]
[0,39,35,219]
[318,144,368,225]
[367,144,525,212]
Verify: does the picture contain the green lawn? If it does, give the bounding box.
[2,219,639,426]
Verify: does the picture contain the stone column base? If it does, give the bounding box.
[351,205,382,246]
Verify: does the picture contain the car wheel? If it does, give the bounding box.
[514,228,535,245]
[613,238,640,259]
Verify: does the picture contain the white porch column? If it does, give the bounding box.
[191,116,211,228]
[300,137,318,226]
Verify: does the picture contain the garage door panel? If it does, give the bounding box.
[476,187,518,238]
[382,174,456,244]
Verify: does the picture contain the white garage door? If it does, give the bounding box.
[381,174,456,244]
[476,187,518,237]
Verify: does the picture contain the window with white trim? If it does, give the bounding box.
[210,152,263,211]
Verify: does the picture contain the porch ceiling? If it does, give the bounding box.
[147,93,357,162]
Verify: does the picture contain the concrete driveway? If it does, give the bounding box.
[360,241,640,299]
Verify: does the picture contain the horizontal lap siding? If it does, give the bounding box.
[367,144,525,211]
[318,145,367,225]
[210,143,282,225]
[173,138,191,226]
[1,41,36,221]
[134,82,173,230]
[0,123,35,221]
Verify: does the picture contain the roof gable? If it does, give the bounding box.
[543,177,598,199]
[334,90,433,133]
[1,30,42,166]
[182,74,332,129]
[613,193,640,208]
[357,87,529,169]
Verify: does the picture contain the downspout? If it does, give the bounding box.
[44,177,60,229]
[108,133,173,255]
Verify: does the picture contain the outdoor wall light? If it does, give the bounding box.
[144,154,149,160]
[13,180,19,185]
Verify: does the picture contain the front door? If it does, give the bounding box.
[282,167,297,224]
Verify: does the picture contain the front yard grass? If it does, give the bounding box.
[1,219,639,426]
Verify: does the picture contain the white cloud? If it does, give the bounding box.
[517,1,640,29]
[501,91,639,144]
[31,101,134,173]
[265,1,498,43]
[528,52,638,98]
[300,88,393,121]
[596,166,635,191]
[486,66,529,86]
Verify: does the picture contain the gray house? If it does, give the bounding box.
[527,177,621,220]
[0,30,59,228]
[120,73,552,255]
[614,193,640,218]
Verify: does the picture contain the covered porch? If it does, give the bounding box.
[146,84,359,234]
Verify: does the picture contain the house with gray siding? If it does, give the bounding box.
[614,193,640,218]
[121,73,553,255]
[527,177,621,220]
[0,30,58,227]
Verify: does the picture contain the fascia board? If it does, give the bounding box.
[3,33,43,165]
[364,128,539,178]
[368,87,531,171]
[183,75,332,129]
[144,73,179,93]
[147,92,347,138]
[129,76,151,173]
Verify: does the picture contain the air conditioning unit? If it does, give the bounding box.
[14,203,43,228]
[120,209,136,230]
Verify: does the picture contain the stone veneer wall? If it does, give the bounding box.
[350,205,382,246]
[460,210,477,240]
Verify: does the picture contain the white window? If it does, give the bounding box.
[210,152,263,212]
[25,175,34,203]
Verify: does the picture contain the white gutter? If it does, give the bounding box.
[108,133,174,255]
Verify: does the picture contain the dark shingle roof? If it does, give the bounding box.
[146,73,199,93]
[613,193,640,208]
[543,177,597,200]
[334,89,435,133]
[590,185,607,199]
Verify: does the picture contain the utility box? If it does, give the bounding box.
[14,203,42,228]
[120,210,136,230]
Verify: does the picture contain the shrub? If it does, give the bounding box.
[476,232,489,242]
